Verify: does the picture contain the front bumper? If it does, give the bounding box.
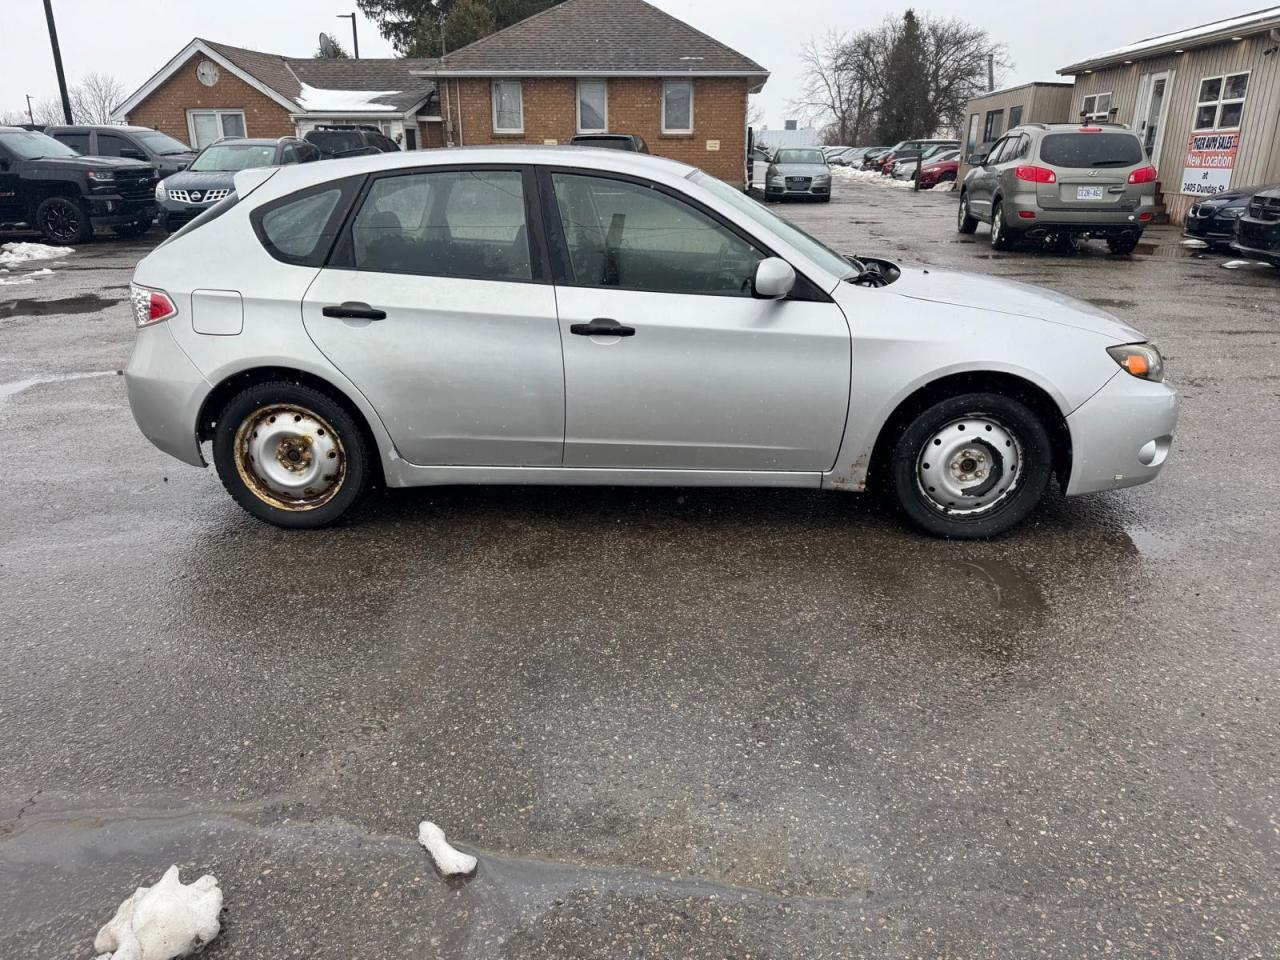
[766,182,831,198]
[1065,371,1178,496]
[125,321,211,467]
[1231,215,1280,265]
[87,196,155,228]
[1183,206,1238,244]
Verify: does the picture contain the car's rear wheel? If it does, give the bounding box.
[1108,235,1141,255]
[213,381,370,529]
[889,392,1053,539]
[990,200,1017,251]
[35,196,92,245]
[957,192,978,233]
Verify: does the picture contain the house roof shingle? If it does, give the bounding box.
[202,39,438,113]
[426,0,768,83]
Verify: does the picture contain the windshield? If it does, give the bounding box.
[690,171,854,281]
[774,149,826,165]
[0,129,80,160]
[190,144,277,172]
[1039,133,1143,168]
[134,130,191,155]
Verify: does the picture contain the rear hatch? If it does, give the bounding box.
[1036,131,1146,212]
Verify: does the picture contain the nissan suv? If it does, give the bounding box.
[958,123,1157,254]
[157,137,319,233]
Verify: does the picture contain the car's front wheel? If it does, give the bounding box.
[213,381,371,529]
[957,192,978,233]
[889,392,1054,539]
[35,196,92,245]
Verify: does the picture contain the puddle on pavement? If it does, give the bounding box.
[0,294,124,319]
[1087,298,1138,310]
[1125,526,1182,561]
[0,370,118,401]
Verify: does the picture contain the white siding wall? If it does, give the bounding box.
[1071,36,1280,222]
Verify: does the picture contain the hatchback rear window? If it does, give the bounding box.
[251,178,361,266]
[1039,133,1144,168]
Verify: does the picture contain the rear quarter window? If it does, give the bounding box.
[251,178,361,266]
[1039,133,1144,168]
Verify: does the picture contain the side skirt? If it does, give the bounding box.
[384,462,826,490]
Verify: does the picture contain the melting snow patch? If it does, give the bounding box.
[831,167,919,190]
[931,181,956,192]
[418,821,478,876]
[93,866,222,960]
[0,242,73,267]
[297,83,399,112]
[1181,238,1210,248]
[1221,259,1272,270]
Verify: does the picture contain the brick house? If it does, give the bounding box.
[419,0,769,185]
[111,0,767,186]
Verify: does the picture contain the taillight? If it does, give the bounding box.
[1015,165,1057,184]
[130,283,177,328]
[1128,165,1158,185]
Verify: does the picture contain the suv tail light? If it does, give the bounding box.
[1128,165,1158,185]
[1015,165,1057,184]
[130,283,177,328]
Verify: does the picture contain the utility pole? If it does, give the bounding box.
[987,53,995,92]
[25,94,35,125]
[337,12,359,57]
[43,0,74,123]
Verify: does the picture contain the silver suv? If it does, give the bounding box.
[958,124,1158,254]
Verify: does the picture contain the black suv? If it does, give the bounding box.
[0,126,157,243]
[303,124,401,159]
[45,125,196,179]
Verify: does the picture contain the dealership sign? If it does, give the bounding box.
[1180,131,1241,197]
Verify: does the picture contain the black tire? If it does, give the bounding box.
[1108,235,1140,255]
[112,217,152,239]
[957,191,978,234]
[35,195,92,245]
[989,200,1017,251]
[888,392,1054,539]
[213,381,371,529]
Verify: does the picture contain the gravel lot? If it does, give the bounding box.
[1,178,1277,959]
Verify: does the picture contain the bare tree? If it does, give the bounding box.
[919,18,1010,137]
[31,97,67,125]
[792,32,870,146]
[746,95,764,129]
[69,73,126,125]
[0,109,31,125]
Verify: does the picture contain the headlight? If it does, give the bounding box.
[814,174,831,183]
[87,171,115,184]
[155,179,167,201]
[1218,205,1244,219]
[1107,343,1164,382]
[768,176,784,185]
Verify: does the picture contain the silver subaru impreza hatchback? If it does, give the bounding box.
[125,146,1177,538]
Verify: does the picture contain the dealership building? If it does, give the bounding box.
[1058,6,1280,223]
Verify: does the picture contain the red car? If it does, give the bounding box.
[916,152,960,189]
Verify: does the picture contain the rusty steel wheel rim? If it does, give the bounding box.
[233,404,346,511]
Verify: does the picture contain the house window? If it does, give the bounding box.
[1195,73,1249,130]
[965,113,980,155]
[492,80,524,134]
[1080,92,1112,123]
[662,80,693,134]
[1008,105,1023,128]
[983,109,1004,143]
[577,80,608,133]
[187,109,245,149]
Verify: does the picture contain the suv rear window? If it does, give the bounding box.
[1039,133,1144,168]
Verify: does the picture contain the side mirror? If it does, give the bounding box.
[967,153,987,166]
[121,148,145,160]
[753,257,796,300]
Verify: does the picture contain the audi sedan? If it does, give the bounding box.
[125,147,1178,538]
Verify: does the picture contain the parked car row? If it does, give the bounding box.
[0,123,402,244]
[1184,182,1280,265]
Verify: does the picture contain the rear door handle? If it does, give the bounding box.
[322,301,386,321]
[570,317,635,337]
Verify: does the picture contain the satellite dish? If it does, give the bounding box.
[319,32,338,59]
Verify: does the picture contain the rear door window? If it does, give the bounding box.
[1040,133,1144,168]
[53,132,91,153]
[348,169,533,282]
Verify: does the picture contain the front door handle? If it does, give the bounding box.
[322,301,386,321]
[570,317,635,337]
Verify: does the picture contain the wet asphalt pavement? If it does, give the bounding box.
[1,179,1278,959]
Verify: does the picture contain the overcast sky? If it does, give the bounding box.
[0,0,1234,128]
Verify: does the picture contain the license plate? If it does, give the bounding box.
[1076,186,1105,200]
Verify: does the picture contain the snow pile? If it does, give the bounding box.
[0,242,73,267]
[93,866,222,960]
[1221,259,1272,270]
[930,181,957,192]
[1181,238,1210,248]
[296,83,398,112]
[0,266,56,287]
[831,167,921,191]
[418,821,478,876]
